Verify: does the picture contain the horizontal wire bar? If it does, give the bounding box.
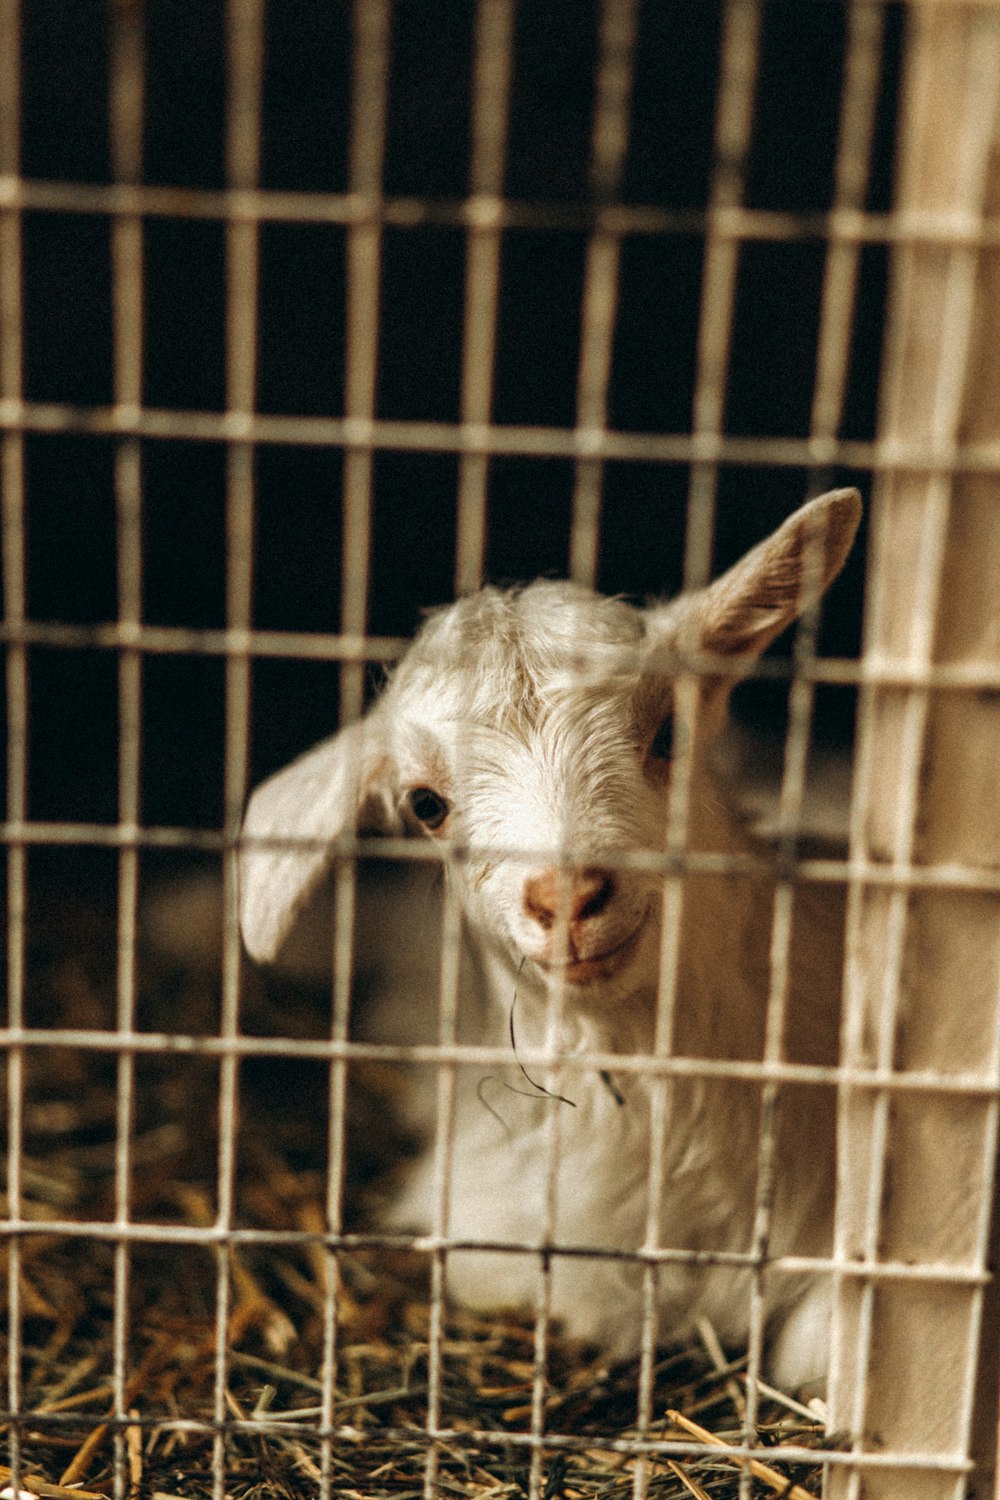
[0,1407,976,1476]
[1,1025,997,1097]
[3,172,1000,249]
[11,616,1000,697]
[0,619,404,660]
[4,396,1000,475]
[9,818,1000,897]
[0,1217,989,1287]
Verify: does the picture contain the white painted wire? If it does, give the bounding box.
[107,3,146,1494]
[318,6,393,1491]
[454,0,515,597]
[1,3,998,1494]
[518,7,644,1495]
[3,171,1000,244]
[738,1,887,1481]
[569,0,639,589]
[682,0,762,599]
[1,0,26,1493]
[655,7,763,1496]
[211,4,266,1497]
[6,395,1000,475]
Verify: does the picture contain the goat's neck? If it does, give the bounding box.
[668,768,777,1059]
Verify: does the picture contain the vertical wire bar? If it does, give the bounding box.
[640,9,760,1497]
[528,858,626,1495]
[839,525,971,1476]
[808,1,885,484]
[758,7,883,1471]
[840,493,969,1496]
[595,14,664,1482]
[683,0,761,596]
[215,3,264,1495]
[633,668,699,1500]
[691,15,760,1487]
[737,4,887,1461]
[740,532,830,1463]
[526,1246,553,1500]
[831,16,1000,1490]
[0,0,24,1488]
[569,0,638,587]
[107,3,145,1495]
[424,869,464,1500]
[527,925,575,1500]
[319,849,356,1500]
[454,0,515,597]
[836,464,954,1497]
[526,3,639,1488]
[340,0,390,725]
[321,6,392,1493]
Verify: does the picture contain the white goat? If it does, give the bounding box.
[239,488,861,1390]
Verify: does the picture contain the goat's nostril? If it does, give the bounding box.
[523,868,615,930]
[523,874,557,929]
[576,872,614,921]
[526,898,555,931]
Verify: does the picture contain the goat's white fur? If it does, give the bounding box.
[239,489,861,1390]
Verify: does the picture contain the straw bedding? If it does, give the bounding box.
[1,882,834,1498]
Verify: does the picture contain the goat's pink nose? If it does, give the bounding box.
[523,868,615,932]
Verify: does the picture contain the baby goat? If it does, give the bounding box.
[239,488,861,1390]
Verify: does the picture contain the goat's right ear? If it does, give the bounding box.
[239,715,399,963]
[693,488,862,663]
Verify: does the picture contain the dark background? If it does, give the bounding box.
[9,0,902,858]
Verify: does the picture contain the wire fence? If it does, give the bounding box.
[2,2,1000,1499]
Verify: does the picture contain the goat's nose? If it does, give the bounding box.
[523,868,615,932]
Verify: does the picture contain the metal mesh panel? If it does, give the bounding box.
[2,3,999,1499]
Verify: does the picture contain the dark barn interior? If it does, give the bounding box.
[12,0,898,852]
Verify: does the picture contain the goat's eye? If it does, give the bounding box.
[649,716,675,761]
[408,786,450,830]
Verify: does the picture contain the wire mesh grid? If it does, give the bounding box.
[2,2,999,1499]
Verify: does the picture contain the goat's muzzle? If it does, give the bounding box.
[523,867,647,984]
[532,918,648,984]
[523,867,615,934]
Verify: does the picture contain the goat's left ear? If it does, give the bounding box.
[239,711,401,964]
[693,487,861,664]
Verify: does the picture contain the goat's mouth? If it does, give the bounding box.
[534,917,648,986]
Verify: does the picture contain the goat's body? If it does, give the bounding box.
[348,779,843,1387]
[238,489,861,1391]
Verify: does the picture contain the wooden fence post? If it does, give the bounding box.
[826,5,1000,1497]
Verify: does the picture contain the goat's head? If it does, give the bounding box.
[239,489,861,992]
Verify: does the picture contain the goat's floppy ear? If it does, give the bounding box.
[693,487,861,665]
[239,714,399,963]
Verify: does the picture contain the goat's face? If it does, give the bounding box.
[239,490,862,982]
[382,585,678,990]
